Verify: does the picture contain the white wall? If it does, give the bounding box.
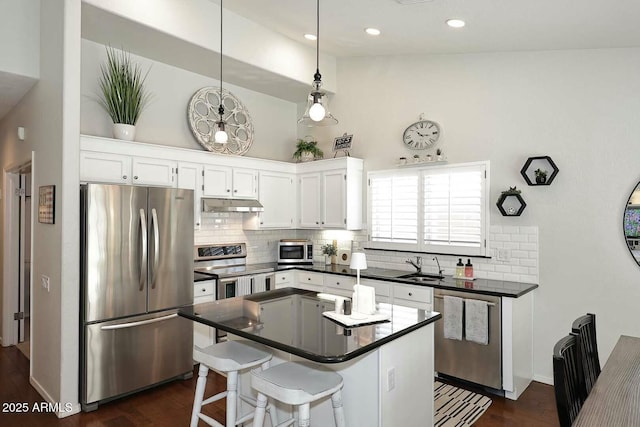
[80,39,299,161]
[302,48,640,384]
[0,0,39,78]
[0,0,81,415]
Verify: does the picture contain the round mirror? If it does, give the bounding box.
[624,182,640,264]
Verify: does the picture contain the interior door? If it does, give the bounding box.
[83,184,148,322]
[147,187,194,312]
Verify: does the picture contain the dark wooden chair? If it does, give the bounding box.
[553,334,586,427]
[572,313,601,396]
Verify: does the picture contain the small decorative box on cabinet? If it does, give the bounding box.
[497,190,527,216]
[520,156,559,186]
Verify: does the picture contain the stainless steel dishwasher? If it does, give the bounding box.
[434,288,502,390]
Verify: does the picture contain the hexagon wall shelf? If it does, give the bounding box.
[520,156,559,185]
[497,193,527,216]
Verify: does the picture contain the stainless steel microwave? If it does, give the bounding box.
[277,240,313,264]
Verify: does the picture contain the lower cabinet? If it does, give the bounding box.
[258,297,294,345]
[193,281,215,358]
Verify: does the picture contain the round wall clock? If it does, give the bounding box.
[402,119,440,149]
[187,87,254,155]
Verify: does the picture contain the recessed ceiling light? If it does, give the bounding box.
[446,19,465,28]
[365,28,381,36]
[304,33,317,41]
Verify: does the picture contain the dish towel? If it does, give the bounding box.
[443,296,463,340]
[237,276,252,296]
[465,299,489,345]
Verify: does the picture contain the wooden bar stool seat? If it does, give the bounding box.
[251,361,346,427]
[191,340,277,427]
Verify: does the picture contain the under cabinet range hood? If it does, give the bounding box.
[202,197,264,213]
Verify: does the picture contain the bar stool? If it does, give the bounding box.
[251,361,346,427]
[191,340,278,427]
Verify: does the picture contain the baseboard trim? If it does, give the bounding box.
[532,374,553,386]
[29,376,81,418]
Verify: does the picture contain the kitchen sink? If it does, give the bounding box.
[397,273,444,283]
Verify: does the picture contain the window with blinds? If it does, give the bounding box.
[368,162,488,255]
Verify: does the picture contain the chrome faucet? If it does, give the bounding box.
[433,256,444,276]
[406,256,422,273]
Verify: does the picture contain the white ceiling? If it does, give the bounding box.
[0,71,37,121]
[213,0,640,57]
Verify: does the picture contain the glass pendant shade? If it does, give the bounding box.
[298,79,338,126]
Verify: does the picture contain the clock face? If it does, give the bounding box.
[188,87,254,155]
[403,120,440,149]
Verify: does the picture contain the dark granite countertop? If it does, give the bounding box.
[275,263,538,298]
[179,288,441,363]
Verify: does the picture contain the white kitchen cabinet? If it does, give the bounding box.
[80,151,132,184]
[203,165,257,199]
[359,278,393,304]
[298,296,337,353]
[392,283,432,310]
[193,280,216,358]
[274,271,293,289]
[80,151,177,187]
[131,157,177,187]
[259,297,294,345]
[297,158,363,230]
[295,271,324,292]
[323,275,356,298]
[177,162,203,229]
[244,171,296,230]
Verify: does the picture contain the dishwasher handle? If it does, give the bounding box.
[433,295,496,306]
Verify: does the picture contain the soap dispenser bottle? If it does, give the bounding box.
[465,259,474,278]
[456,258,464,278]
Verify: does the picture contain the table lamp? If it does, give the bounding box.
[350,252,368,285]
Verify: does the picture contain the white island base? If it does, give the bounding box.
[234,323,435,427]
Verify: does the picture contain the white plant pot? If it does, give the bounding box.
[325,255,331,265]
[300,151,315,162]
[113,123,136,141]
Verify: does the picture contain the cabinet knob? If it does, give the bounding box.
[316,221,319,224]
[322,221,325,224]
[201,288,205,292]
[409,292,413,297]
[261,307,264,311]
[134,176,138,180]
[123,175,127,179]
[234,189,237,193]
[336,282,340,285]
[227,189,230,192]
[316,304,319,308]
[307,277,311,281]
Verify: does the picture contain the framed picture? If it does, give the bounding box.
[38,185,55,224]
[333,133,353,151]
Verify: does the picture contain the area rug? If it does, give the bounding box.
[434,381,492,426]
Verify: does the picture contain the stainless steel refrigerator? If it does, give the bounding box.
[80,183,194,411]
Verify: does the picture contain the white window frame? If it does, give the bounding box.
[367,161,490,256]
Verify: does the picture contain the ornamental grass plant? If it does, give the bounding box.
[98,46,151,125]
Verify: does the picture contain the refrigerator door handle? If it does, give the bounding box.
[151,208,160,289]
[139,208,148,292]
[99,313,178,330]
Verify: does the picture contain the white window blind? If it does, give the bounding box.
[369,172,419,245]
[368,162,488,255]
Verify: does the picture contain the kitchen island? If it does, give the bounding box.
[179,288,441,426]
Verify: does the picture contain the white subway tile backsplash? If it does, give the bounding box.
[494,234,511,242]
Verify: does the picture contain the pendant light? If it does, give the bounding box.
[214,0,228,144]
[298,0,338,126]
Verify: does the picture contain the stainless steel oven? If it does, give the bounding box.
[194,243,275,342]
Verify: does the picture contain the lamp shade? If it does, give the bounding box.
[350,252,368,270]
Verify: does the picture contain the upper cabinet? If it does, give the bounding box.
[79,136,363,230]
[245,171,296,229]
[80,151,176,187]
[203,166,258,199]
[297,157,363,230]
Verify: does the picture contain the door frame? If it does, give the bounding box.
[2,156,34,347]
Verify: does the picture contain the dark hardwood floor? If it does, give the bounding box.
[0,345,559,426]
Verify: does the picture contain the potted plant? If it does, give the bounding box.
[98,46,151,141]
[293,138,324,162]
[534,168,548,184]
[321,243,337,265]
[436,148,444,161]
